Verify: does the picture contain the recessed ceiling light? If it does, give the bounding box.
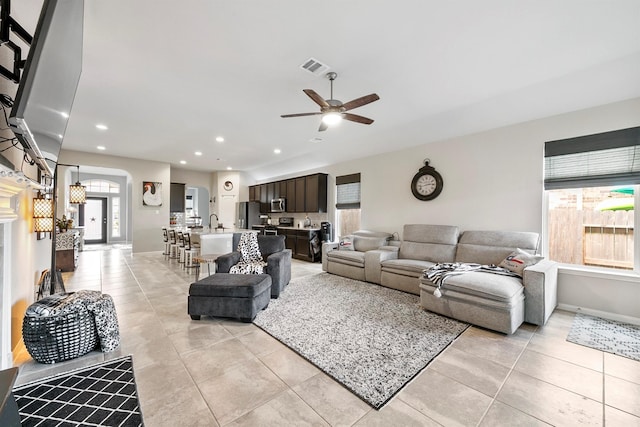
[57,134,63,139]
[96,145,106,150]
[226,166,232,170]
[95,124,108,130]
[274,148,281,154]
[60,112,69,118]
[194,151,202,156]
[216,136,224,142]
[180,160,187,164]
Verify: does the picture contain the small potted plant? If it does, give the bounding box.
[56,215,69,232]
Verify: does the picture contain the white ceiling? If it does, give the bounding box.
[14,0,640,180]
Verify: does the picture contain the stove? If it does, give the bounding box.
[262,217,294,235]
[278,217,294,227]
[263,225,278,235]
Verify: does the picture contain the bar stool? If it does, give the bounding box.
[190,233,201,251]
[168,229,179,260]
[177,232,186,266]
[183,233,200,272]
[162,227,170,259]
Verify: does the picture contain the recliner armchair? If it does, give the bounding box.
[216,233,292,298]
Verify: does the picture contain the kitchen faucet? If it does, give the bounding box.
[209,213,219,230]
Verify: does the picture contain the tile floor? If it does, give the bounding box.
[14,246,640,426]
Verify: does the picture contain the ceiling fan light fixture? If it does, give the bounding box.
[322,112,343,126]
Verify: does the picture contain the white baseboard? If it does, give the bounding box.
[557,303,640,326]
[12,337,26,365]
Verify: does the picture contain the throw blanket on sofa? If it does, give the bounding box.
[424,262,520,298]
[230,232,267,274]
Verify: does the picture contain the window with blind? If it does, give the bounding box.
[336,173,361,209]
[545,127,640,189]
[545,127,638,270]
[335,173,361,237]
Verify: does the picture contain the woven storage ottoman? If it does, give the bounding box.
[188,273,271,322]
[22,294,99,364]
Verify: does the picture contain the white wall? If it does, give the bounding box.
[49,98,640,320]
[0,9,51,364]
[171,168,213,225]
[216,171,240,228]
[59,150,170,253]
[170,168,213,190]
[264,97,640,320]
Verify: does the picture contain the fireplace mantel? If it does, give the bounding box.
[0,163,42,223]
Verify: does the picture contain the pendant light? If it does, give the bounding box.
[68,165,86,204]
[33,192,54,232]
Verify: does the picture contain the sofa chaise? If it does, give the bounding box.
[323,224,558,334]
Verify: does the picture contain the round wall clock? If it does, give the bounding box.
[223,180,234,191]
[411,159,443,201]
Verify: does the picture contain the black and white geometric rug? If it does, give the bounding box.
[13,355,144,426]
[254,273,469,409]
[567,313,640,362]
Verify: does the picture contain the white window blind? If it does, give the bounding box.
[336,173,361,209]
[544,126,640,190]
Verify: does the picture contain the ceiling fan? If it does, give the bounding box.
[281,72,380,132]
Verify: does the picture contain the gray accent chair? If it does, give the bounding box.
[217,233,292,298]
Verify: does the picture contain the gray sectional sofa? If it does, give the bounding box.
[322,224,558,334]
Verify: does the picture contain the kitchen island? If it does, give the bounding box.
[190,228,257,255]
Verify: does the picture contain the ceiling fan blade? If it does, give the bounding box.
[303,89,330,108]
[281,112,322,118]
[343,113,374,125]
[342,94,380,111]
[318,121,328,132]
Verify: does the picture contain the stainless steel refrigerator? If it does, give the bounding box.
[237,201,261,229]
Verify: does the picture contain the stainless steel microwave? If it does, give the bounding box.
[270,198,286,213]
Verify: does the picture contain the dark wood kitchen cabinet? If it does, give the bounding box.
[267,182,275,202]
[259,183,268,213]
[278,181,287,199]
[280,228,320,262]
[281,228,296,252]
[295,231,311,260]
[286,179,296,211]
[295,177,306,212]
[170,183,185,212]
[247,173,328,214]
[259,184,267,204]
[305,173,328,213]
[289,173,328,213]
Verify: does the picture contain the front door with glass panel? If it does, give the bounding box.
[81,197,108,244]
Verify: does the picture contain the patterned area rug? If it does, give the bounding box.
[13,356,143,426]
[567,313,640,361]
[254,272,469,408]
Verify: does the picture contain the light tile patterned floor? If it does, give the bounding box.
[15,246,640,426]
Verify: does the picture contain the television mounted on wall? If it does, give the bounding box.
[8,0,84,178]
